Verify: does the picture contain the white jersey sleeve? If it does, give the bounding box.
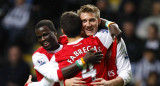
[94,29,113,49]
[28,77,54,86]
[33,53,60,82]
[116,38,132,85]
[32,52,50,67]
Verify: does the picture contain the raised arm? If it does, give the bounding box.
[100,18,122,41]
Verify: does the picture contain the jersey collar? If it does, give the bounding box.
[67,38,84,45]
[47,44,63,54]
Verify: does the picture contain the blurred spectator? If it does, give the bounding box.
[138,0,158,18]
[122,20,143,62]
[1,0,31,44]
[146,71,159,86]
[0,45,30,86]
[0,0,12,20]
[108,0,121,12]
[136,1,160,39]
[0,0,12,57]
[134,49,160,86]
[96,0,117,22]
[118,0,139,28]
[144,24,160,58]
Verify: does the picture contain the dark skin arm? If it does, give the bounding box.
[24,49,102,85]
[100,18,122,42]
[61,49,103,79]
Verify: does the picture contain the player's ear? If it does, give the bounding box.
[61,28,65,35]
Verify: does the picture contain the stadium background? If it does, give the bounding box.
[0,0,159,86]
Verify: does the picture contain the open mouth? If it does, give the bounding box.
[86,28,93,31]
[43,41,50,48]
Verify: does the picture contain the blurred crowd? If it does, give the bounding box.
[0,0,159,86]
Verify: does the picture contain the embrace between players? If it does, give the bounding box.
[25,5,132,86]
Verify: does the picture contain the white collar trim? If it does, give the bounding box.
[47,44,63,53]
[67,38,84,45]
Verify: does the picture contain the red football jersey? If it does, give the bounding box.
[56,35,111,85]
[33,46,62,86]
[59,33,119,81]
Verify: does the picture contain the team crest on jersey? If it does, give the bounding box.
[37,58,46,66]
[100,29,108,33]
[108,70,115,77]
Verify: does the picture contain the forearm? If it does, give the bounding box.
[100,18,115,29]
[100,18,121,41]
[118,69,132,86]
[35,57,84,81]
[61,63,81,79]
[109,76,124,86]
[34,62,81,82]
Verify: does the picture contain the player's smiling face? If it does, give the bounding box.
[35,26,59,51]
[80,12,100,36]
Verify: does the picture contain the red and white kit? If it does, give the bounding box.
[28,29,131,86]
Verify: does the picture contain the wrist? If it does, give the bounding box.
[75,57,86,69]
[105,21,115,28]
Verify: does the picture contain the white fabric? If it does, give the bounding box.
[135,58,160,86]
[2,4,30,29]
[67,29,113,49]
[94,29,113,49]
[34,55,59,82]
[116,38,132,85]
[28,78,54,86]
[136,16,160,39]
[31,45,63,85]
[145,40,159,50]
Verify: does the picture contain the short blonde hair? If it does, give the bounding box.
[77,4,100,18]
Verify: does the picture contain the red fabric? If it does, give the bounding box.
[55,36,109,85]
[57,68,64,81]
[106,38,118,80]
[33,47,60,86]
[25,83,29,86]
[35,69,44,81]
[58,35,68,45]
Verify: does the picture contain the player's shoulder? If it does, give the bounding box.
[32,47,49,66]
[94,29,111,40]
[59,35,68,45]
[32,46,47,56]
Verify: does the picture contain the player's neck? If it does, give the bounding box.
[67,36,82,43]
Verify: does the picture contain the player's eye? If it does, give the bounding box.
[82,20,87,23]
[90,18,96,22]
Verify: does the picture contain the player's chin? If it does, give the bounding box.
[85,30,95,36]
[86,32,94,36]
[43,45,52,51]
